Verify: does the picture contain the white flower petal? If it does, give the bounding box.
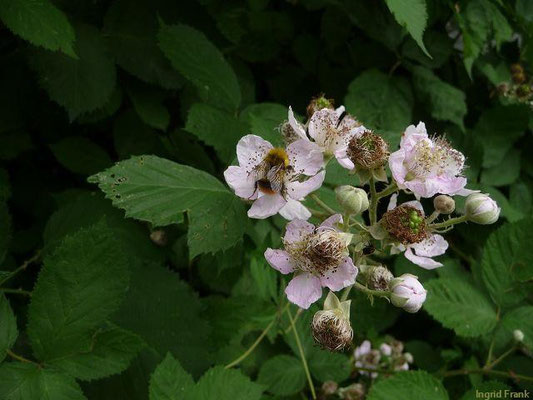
[237,134,273,171]
[286,171,325,200]
[248,193,286,219]
[287,139,324,176]
[279,198,311,220]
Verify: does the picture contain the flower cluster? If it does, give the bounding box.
[223,95,500,351]
[354,338,413,379]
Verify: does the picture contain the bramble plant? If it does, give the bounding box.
[0,0,533,399]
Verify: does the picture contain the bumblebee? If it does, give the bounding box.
[249,148,293,197]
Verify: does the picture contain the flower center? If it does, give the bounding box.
[406,137,463,178]
[383,205,427,244]
[347,131,389,169]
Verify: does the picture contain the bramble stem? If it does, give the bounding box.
[0,288,32,296]
[225,302,290,369]
[7,350,41,367]
[486,346,517,370]
[0,250,41,286]
[368,177,378,225]
[441,368,533,382]
[310,194,336,215]
[287,308,316,400]
[353,281,390,298]
[376,182,398,200]
[429,215,468,230]
[340,284,353,302]
[426,211,440,224]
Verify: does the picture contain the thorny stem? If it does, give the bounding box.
[0,288,32,296]
[287,308,316,400]
[368,177,378,225]
[376,182,398,200]
[310,194,336,215]
[224,302,290,369]
[486,346,518,370]
[0,250,41,286]
[425,211,440,224]
[429,215,468,230]
[6,350,41,367]
[343,212,351,231]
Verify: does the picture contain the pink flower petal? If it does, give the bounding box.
[318,214,343,230]
[319,256,358,291]
[285,273,322,309]
[411,234,448,257]
[264,249,294,274]
[279,198,311,220]
[248,193,286,219]
[287,139,324,176]
[288,106,308,140]
[223,165,257,199]
[284,219,315,243]
[308,109,338,145]
[388,149,408,187]
[404,247,443,270]
[286,171,325,200]
[400,122,428,152]
[237,134,273,171]
[432,175,467,196]
[387,193,398,211]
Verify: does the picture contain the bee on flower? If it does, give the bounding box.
[224,134,325,220]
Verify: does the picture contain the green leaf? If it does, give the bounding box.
[28,23,117,120]
[0,294,17,363]
[239,103,287,146]
[193,366,263,400]
[481,219,533,306]
[474,105,528,168]
[308,350,351,383]
[88,155,246,257]
[0,363,86,400]
[149,353,194,400]
[500,306,533,350]
[113,261,211,376]
[158,23,241,111]
[367,370,448,400]
[384,0,429,57]
[249,255,278,302]
[0,0,76,57]
[27,220,129,361]
[103,0,184,89]
[412,66,467,128]
[509,181,532,218]
[49,324,145,381]
[257,355,305,396]
[345,69,413,148]
[480,149,521,187]
[185,103,248,164]
[128,82,170,131]
[424,278,498,337]
[402,31,452,69]
[50,137,112,175]
[0,201,11,265]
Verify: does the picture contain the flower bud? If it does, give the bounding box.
[150,230,168,246]
[335,186,369,215]
[390,274,427,313]
[514,329,524,342]
[433,195,455,214]
[321,381,338,396]
[367,265,393,291]
[338,383,366,400]
[404,352,414,364]
[312,292,353,352]
[465,193,500,225]
[379,343,392,356]
[307,94,334,118]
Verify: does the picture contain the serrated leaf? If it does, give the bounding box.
[367,370,448,400]
[424,278,498,337]
[149,353,195,400]
[481,219,533,306]
[128,82,170,131]
[308,350,351,383]
[194,366,263,400]
[28,23,117,120]
[480,149,521,187]
[385,0,429,57]
[0,294,17,363]
[412,66,466,128]
[103,0,184,89]
[239,103,287,146]
[499,306,533,350]
[345,69,413,148]
[158,23,241,111]
[249,255,278,302]
[257,355,305,396]
[0,362,86,400]
[0,0,76,57]
[27,220,129,361]
[88,155,246,257]
[113,261,211,376]
[49,324,145,381]
[185,103,247,164]
[50,137,112,175]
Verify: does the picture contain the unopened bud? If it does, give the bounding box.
[335,186,369,215]
[338,383,366,400]
[404,352,414,363]
[150,230,168,246]
[307,94,334,118]
[379,343,392,356]
[312,292,353,352]
[321,381,338,396]
[390,274,427,313]
[433,195,455,214]
[367,265,393,291]
[465,193,500,225]
[514,329,524,342]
